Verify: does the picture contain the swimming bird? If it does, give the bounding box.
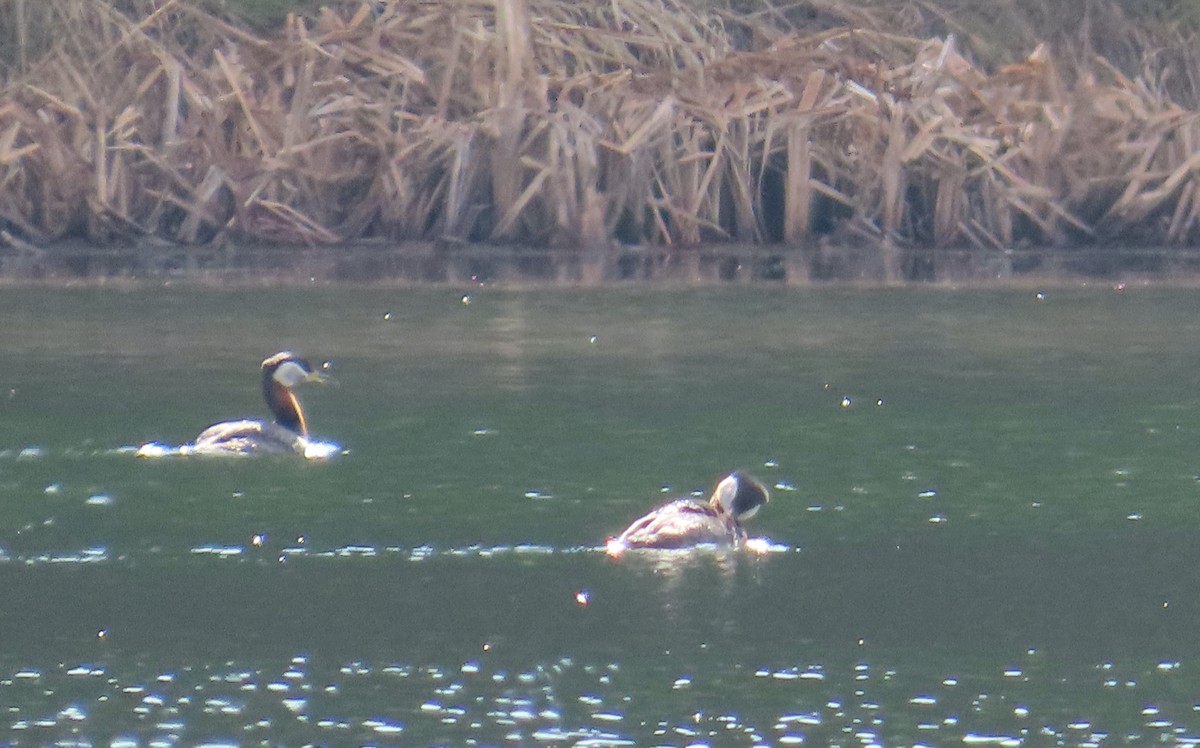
[607,472,770,553]
[188,351,329,456]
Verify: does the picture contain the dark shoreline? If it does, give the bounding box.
[4,242,1200,287]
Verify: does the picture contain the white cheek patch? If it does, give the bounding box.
[273,361,310,387]
[712,474,738,512]
[738,504,761,521]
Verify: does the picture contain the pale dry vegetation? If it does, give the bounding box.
[2,0,1200,273]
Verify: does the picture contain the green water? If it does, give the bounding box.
[2,285,1200,746]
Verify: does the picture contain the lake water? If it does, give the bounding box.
[2,284,1200,746]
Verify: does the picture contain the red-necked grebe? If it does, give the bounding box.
[607,472,770,554]
[188,351,329,455]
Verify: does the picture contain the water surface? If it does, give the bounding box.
[2,285,1200,746]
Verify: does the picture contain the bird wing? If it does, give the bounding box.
[190,420,303,455]
[615,499,731,548]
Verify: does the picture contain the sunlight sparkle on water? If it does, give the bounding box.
[302,439,341,460]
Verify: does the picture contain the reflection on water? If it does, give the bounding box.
[4,286,1200,744]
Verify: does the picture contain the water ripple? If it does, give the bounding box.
[1,654,1196,745]
[5,542,729,566]
[134,439,344,460]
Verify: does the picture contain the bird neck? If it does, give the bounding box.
[264,378,308,436]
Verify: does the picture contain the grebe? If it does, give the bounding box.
[607,472,770,553]
[187,352,329,455]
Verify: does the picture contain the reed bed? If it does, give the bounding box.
[2,0,1200,276]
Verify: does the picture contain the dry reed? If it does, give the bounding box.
[2,0,1200,278]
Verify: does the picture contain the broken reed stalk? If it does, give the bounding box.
[2,0,1200,258]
